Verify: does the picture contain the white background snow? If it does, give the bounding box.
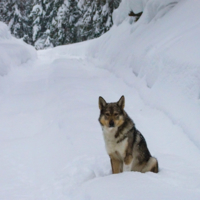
[0,0,200,199]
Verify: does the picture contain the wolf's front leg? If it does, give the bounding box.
[123,162,133,172]
[110,158,122,174]
[123,155,133,172]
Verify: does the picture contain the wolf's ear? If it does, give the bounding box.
[117,95,125,109]
[99,96,107,110]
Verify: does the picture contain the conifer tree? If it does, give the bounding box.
[93,0,104,38]
[49,0,66,47]
[67,0,80,43]
[81,0,94,40]
[23,0,34,45]
[10,2,26,38]
[0,0,14,24]
[29,1,44,43]
[0,0,122,49]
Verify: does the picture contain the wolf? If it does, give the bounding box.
[98,96,158,174]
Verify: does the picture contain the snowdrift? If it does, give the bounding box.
[0,22,37,76]
[88,0,200,149]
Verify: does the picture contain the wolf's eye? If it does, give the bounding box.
[114,113,119,117]
[105,113,110,117]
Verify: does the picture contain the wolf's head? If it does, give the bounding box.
[98,96,126,128]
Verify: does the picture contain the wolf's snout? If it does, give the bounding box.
[109,120,114,127]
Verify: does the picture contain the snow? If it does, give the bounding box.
[1,0,200,199]
[0,22,37,76]
[33,21,41,42]
[102,3,109,16]
[89,0,200,148]
[30,4,43,17]
[14,4,22,18]
[77,0,85,9]
[113,0,148,25]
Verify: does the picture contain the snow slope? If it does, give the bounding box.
[89,0,200,149]
[0,22,37,76]
[1,0,200,199]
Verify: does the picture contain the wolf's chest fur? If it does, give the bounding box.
[102,126,128,159]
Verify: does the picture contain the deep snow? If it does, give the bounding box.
[0,22,37,76]
[89,0,200,149]
[1,0,200,199]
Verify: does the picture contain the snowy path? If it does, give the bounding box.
[0,45,200,200]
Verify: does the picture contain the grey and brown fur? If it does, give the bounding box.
[98,96,158,174]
